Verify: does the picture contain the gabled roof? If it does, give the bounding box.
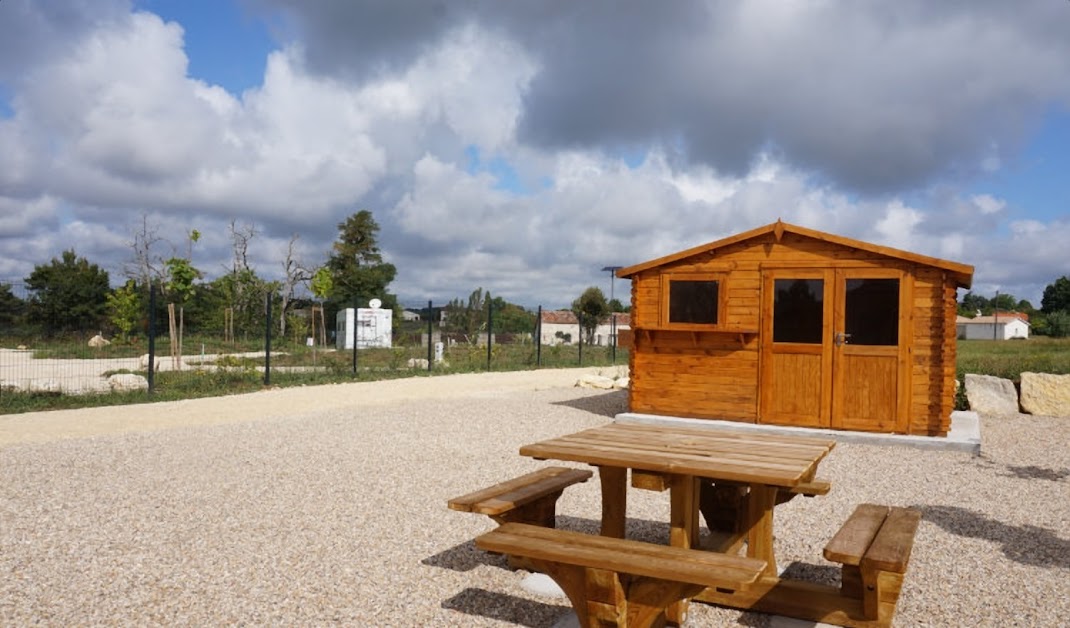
[616,220,973,288]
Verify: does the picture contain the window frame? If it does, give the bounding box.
[659,272,728,330]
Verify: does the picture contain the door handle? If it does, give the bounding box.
[834,332,852,346]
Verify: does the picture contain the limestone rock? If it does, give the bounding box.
[1019,372,1070,417]
[576,374,616,390]
[613,376,630,390]
[108,373,148,393]
[406,358,430,369]
[964,374,1019,415]
[88,333,110,348]
[139,354,162,372]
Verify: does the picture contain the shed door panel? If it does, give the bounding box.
[831,270,909,432]
[760,271,833,428]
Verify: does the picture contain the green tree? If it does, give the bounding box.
[444,287,489,342]
[489,296,536,335]
[1040,310,1070,338]
[0,283,26,327]
[106,280,142,342]
[25,250,110,333]
[991,292,1017,312]
[326,210,397,308]
[572,286,609,345]
[958,291,988,317]
[1041,276,1070,314]
[208,268,278,336]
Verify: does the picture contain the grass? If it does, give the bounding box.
[955,337,1070,382]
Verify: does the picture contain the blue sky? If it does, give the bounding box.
[1,0,1068,308]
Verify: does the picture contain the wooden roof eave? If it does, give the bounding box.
[616,220,974,288]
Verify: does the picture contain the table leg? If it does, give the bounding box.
[746,483,779,577]
[667,474,699,624]
[598,466,627,539]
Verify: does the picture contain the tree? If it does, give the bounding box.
[958,291,988,317]
[572,286,609,345]
[25,250,110,333]
[1041,276,1070,314]
[278,233,312,336]
[124,213,164,289]
[106,280,142,342]
[325,210,397,308]
[444,287,489,343]
[489,296,536,335]
[0,283,26,327]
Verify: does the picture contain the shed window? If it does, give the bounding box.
[668,280,719,324]
[773,279,824,344]
[845,279,899,345]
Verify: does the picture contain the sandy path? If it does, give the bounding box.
[0,366,627,447]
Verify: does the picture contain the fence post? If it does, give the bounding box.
[147,282,156,395]
[611,313,617,364]
[486,293,493,371]
[578,315,583,366]
[536,305,542,368]
[264,292,272,386]
[426,300,433,372]
[352,299,359,375]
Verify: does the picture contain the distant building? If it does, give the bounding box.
[956,312,1030,340]
[539,310,631,346]
[401,309,421,322]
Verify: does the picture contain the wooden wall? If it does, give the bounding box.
[626,232,958,436]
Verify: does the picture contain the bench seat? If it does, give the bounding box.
[448,466,593,526]
[477,522,766,627]
[823,503,922,626]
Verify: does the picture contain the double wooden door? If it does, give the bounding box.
[759,268,909,432]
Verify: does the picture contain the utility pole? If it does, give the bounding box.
[601,266,623,304]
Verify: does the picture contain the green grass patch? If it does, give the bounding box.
[956,337,1070,382]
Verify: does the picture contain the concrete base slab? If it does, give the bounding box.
[614,411,981,455]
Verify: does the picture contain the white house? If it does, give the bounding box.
[539,310,631,346]
[956,313,1030,340]
[401,309,421,322]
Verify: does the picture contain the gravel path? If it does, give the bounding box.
[1,369,1068,626]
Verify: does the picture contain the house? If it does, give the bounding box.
[956,312,1030,340]
[401,309,421,322]
[539,310,631,346]
[617,220,974,436]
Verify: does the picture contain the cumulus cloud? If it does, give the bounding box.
[1,0,1068,307]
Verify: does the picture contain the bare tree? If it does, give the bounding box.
[229,220,258,273]
[279,232,312,335]
[124,213,164,288]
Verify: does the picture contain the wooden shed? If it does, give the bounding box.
[617,220,973,436]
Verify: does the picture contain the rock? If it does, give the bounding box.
[16,345,28,351]
[108,373,149,393]
[88,333,110,348]
[1019,372,1070,417]
[138,354,162,372]
[406,358,430,369]
[613,376,630,389]
[576,374,616,390]
[964,374,1019,415]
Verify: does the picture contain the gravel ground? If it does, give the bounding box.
[1,369,1068,626]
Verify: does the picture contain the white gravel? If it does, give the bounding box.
[1,368,1068,626]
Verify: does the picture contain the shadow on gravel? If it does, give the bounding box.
[1002,465,1070,482]
[422,539,498,572]
[442,588,569,627]
[915,505,1070,570]
[551,390,628,417]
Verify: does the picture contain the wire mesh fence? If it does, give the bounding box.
[0,281,628,413]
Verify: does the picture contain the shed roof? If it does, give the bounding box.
[616,220,973,288]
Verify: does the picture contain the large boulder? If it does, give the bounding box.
[108,373,148,393]
[138,354,162,372]
[88,334,110,348]
[964,374,1019,415]
[1019,372,1070,417]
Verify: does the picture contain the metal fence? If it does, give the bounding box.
[0,281,627,410]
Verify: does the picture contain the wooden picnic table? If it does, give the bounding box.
[520,422,837,580]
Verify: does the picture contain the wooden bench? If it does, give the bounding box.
[777,477,832,504]
[823,503,922,626]
[448,466,593,527]
[477,522,767,627]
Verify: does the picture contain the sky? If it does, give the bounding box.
[1,0,1069,310]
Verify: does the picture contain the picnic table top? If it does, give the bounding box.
[520,422,836,487]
